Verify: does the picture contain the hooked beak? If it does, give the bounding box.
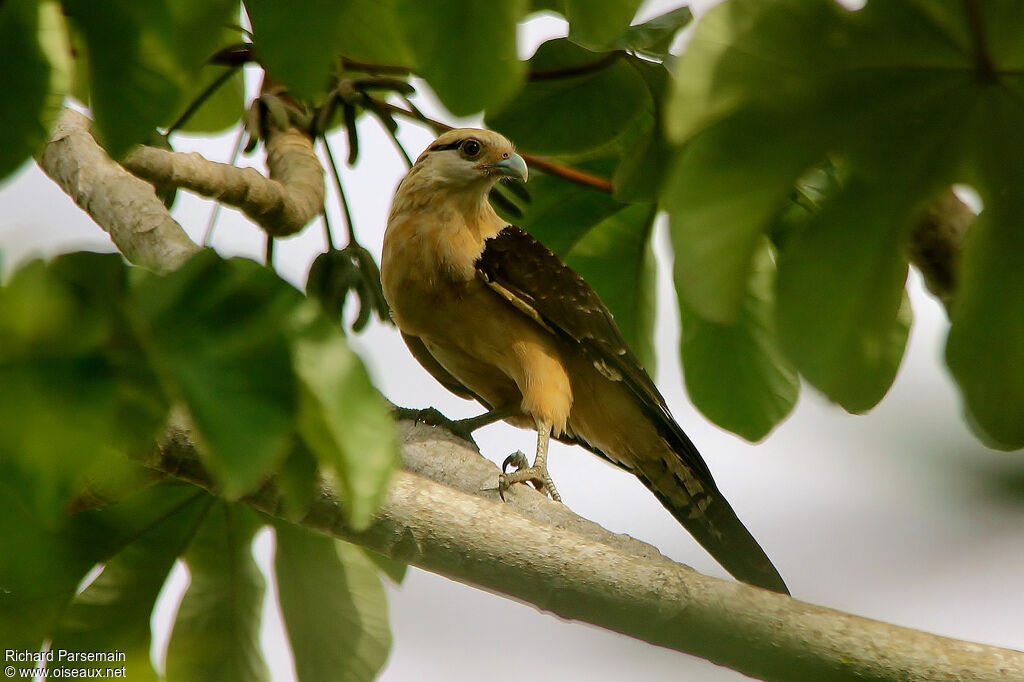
[486,153,529,182]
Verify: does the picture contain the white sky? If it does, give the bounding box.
[1,2,1022,680]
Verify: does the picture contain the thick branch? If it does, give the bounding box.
[151,423,1024,682]
[122,123,324,237]
[38,109,201,273]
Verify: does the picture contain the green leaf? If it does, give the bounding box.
[245,0,348,99]
[274,522,391,682]
[946,89,1024,449]
[0,253,168,518]
[132,252,299,499]
[663,108,822,324]
[63,0,180,158]
[487,39,650,155]
[64,0,236,156]
[563,0,642,50]
[775,181,913,413]
[290,304,398,529]
[612,58,671,202]
[0,477,98,661]
[166,502,269,682]
[276,440,321,519]
[49,491,211,680]
[174,66,245,134]
[395,0,527,116]
[629,7,693,52]
[661,0,981,322]
[0,0,55,180]
[0,479,203,663]
[361,548,407,585]
[564,203,658,372]
[679,242,798,440]
[335,0,415,67]
[611,5,692,57]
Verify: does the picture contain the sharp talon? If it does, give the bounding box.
[502,450,528,474]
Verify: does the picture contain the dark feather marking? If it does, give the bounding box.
[475,225,715,483]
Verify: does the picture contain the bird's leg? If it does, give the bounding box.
[451,404,521,436]
[391,404,520,444]
[498,418,562,502]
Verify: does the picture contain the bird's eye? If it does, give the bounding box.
[461,139,482,157]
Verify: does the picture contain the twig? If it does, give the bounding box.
[321,136,357,245]
[965,0,997,83]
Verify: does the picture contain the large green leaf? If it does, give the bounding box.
[563,0,642,50]
[132,252,299,499]
[0,478,99,666]
[775,181,913,413]
[612,58,672,203]
[246,0,350,99]
[0,253,168,518]
[678,242,798,441]
[663,0,1024,425]
[946,89,1024,449]
[0,480,205,668]
[0,0,64,181]
[174,65,245,134]
[395,0,527,116]
[290,304,399,529]
[334,0,415,67]
[62,0,228,157]
[49,490,211,680]
[662,108,823,324]
[166,502,269,682]
[274,522,391,682]
[487,39,650,155]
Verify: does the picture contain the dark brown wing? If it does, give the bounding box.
[476,226,789,595]
[475,225,714,483]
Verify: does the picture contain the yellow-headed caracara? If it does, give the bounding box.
[382,128,789,594]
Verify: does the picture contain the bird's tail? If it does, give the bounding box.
[633,451,790,595]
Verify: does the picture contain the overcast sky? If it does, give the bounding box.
[1,2,1022,680]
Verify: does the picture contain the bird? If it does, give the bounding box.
[381,128,789,595]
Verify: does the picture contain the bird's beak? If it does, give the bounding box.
[487,153,529,182]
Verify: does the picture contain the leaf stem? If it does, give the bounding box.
[166,65,242,135]
[321,136,358,246]
[965,0,997,83]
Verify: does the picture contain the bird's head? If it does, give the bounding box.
[409,128,528,191]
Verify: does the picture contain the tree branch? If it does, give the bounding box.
[122,122,325,237]
[38,109,202,274]
[150,422,1024,682]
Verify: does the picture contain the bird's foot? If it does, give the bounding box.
[498,451,562,502]
[392,405,477,444]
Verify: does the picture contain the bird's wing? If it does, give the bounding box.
[475,225,714,483]
[400,332,486,404]
[476,225,789,595]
